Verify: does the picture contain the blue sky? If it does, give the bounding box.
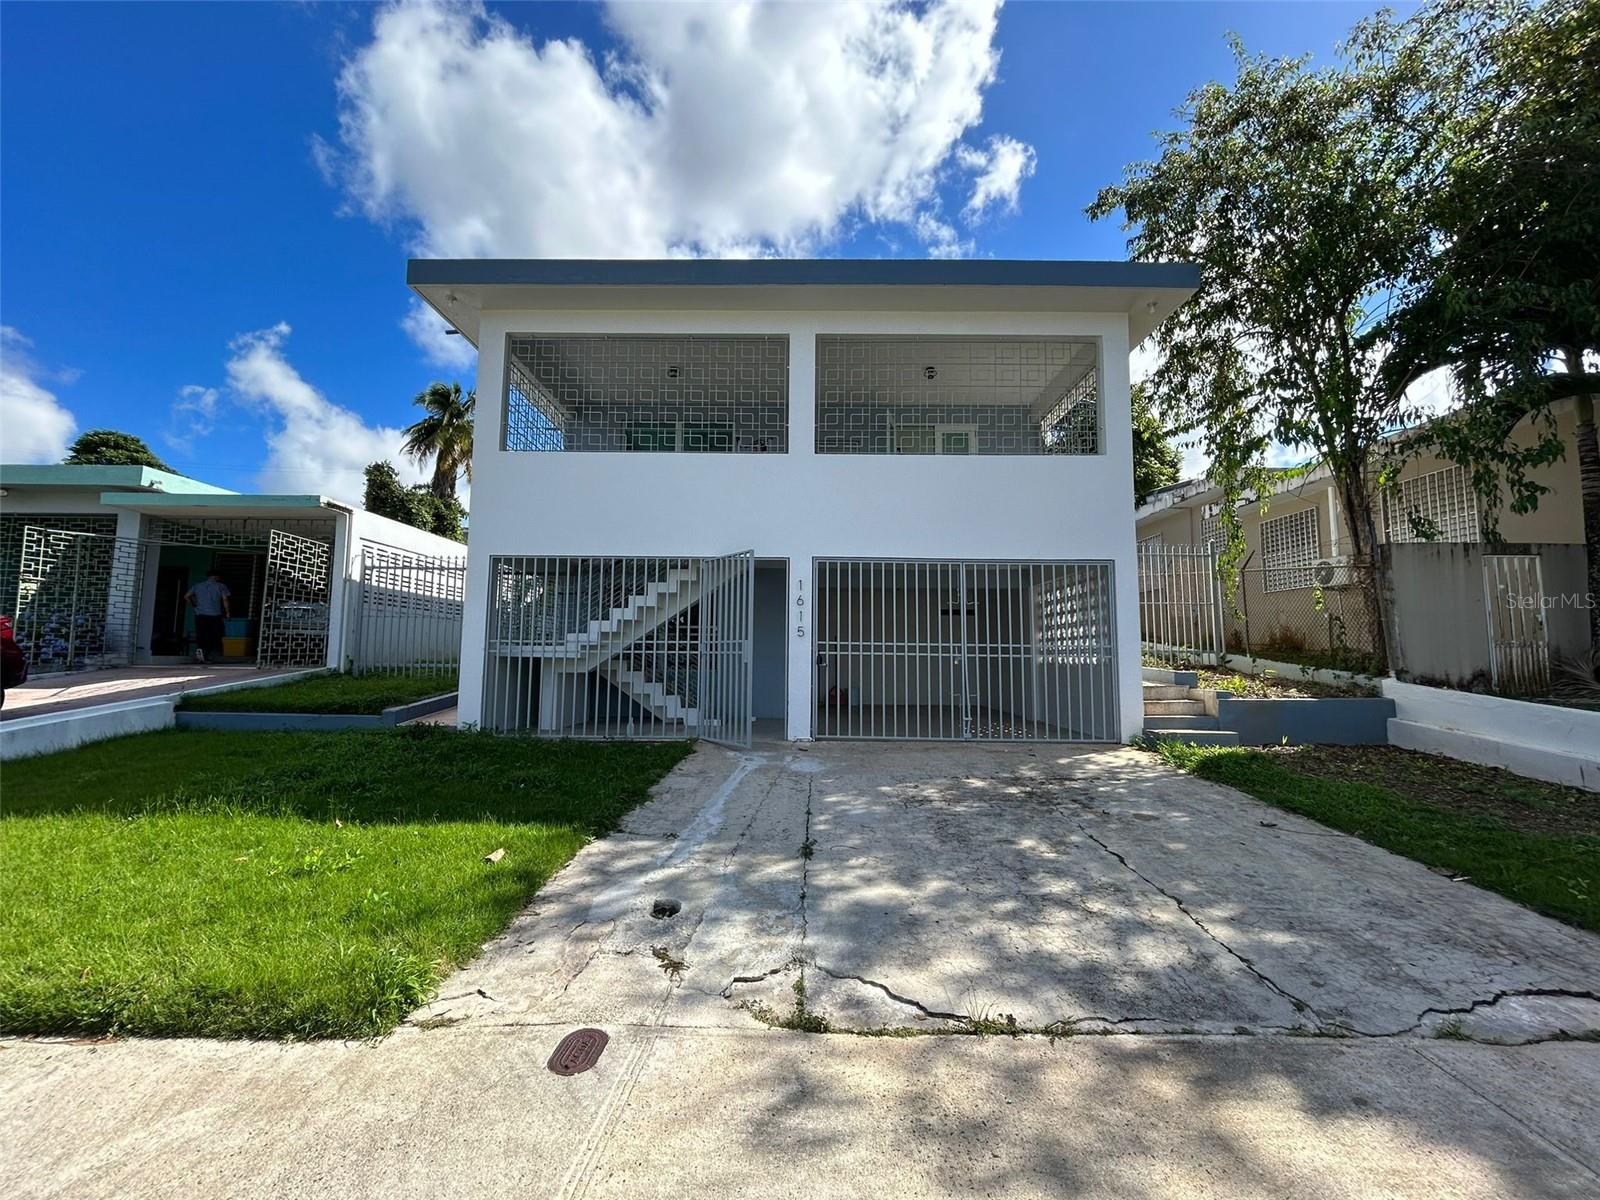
[1,1,1398,499]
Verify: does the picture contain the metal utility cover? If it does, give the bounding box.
[547,1028,609,1076]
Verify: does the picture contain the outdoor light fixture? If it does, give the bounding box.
[667,366,680,379]
[924,366,938,380]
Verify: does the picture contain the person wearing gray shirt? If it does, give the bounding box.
[186,569,232,663]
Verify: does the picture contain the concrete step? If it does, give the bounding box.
[1141,683,1193,701]
[1143,714,1219,731]
[1148,728,1240,747]
[1144,698,1208,717]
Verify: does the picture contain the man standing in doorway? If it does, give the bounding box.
[186,567,232,664]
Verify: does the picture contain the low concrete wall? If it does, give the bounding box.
[1382,679,1600,791]
[175,692,458,733]
[1388,542,1589,687]
[1,697,176,761]
[1213,696,1395,747]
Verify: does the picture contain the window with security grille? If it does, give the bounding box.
[1384,466,1480,543]
[503,335,788,453]
[815,336,1100,455]
[0,514,117,617]
[1261,507,1320,591]
[1199,511,1222,548]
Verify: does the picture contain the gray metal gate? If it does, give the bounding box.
[813,559,1119,742]
[1137,543,1224,667]
[480,552,754,744]
[353,542,466,679]
[258,529,333,668]
[13,525,148,672]
[1482,553,1550,695]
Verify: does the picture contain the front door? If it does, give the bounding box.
[697,550,754,747]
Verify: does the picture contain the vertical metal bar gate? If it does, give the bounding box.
[479,552,753,744]
[1137,543,1224,667]
[813,558,1118,742]
[352,542,466,679]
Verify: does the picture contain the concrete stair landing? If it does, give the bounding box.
[1141,680,1239,747]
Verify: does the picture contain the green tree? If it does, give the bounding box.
[63,429,171,471]
[401,382,475,501]
[1088,4,1499,665]
[362,461,467,544]
[1375,0,1600,640]
[1132,382,1183,505]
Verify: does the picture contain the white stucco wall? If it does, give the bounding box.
[458,304,1141,741]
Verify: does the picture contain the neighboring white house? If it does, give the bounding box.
[0,463,465,675]
[409,258,1198,746]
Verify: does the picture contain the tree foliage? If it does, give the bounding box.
[1372,0,1599,634]
[401,382,475,501]
[1132,383,1183,505]
[63,429,172,471]
[362,461,467,543]
[1090,0,1600,659]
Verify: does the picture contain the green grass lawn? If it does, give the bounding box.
[0,728,692,1039]
[1151,741,1599,932]
[179,671,458,714]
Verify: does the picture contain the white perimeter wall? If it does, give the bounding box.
[458,306,1139,740]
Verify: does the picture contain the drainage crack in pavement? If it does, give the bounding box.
[1374,987,1600,1040]
[811,965,968,1023]
[1069,821,1340,1032]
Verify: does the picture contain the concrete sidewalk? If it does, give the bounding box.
[2,1029,1596,1198]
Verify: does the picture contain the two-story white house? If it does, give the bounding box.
[409,259,1197,746]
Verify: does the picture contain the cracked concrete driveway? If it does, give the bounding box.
[409,739,1600,1043]
[4,739,1599,1199]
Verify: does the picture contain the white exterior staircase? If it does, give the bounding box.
[497,563,706,729]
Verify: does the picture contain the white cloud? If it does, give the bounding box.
[164,384,220,451]
[913,213,973,260]
[223,323,428,503]
[960,134,1036,220]
[0,327,78,463]
[323,0,1031,346]
[402,299,478,371]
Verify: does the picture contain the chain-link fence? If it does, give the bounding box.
[1224,561,1386,675]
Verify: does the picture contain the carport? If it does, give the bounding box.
[812,558,1119,741]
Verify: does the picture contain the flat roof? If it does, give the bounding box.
[408,258,1201,291]
[98,492,346,517]
[0,464,235,495]
[408,257,1201,348]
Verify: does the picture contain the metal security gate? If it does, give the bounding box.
[13,525,148,672]
[696,551,755,747]
[352,542,466,679]
[813,559,1119,742]
[258,529,334,667]
[1137,543,1224,666]
[1483,553,1550,695]
[480,552,753,745]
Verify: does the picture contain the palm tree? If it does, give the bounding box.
[402,381,475,500]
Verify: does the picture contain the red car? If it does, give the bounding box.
[1,615,27,707]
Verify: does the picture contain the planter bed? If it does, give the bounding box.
[1207,692,1396,746]
[176,691,456,732]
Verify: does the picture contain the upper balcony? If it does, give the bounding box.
[504,334,788,453]
[815,335,1099,456]
[500,332,1101,458]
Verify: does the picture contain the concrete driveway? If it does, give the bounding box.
[4,739,1599,1198]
